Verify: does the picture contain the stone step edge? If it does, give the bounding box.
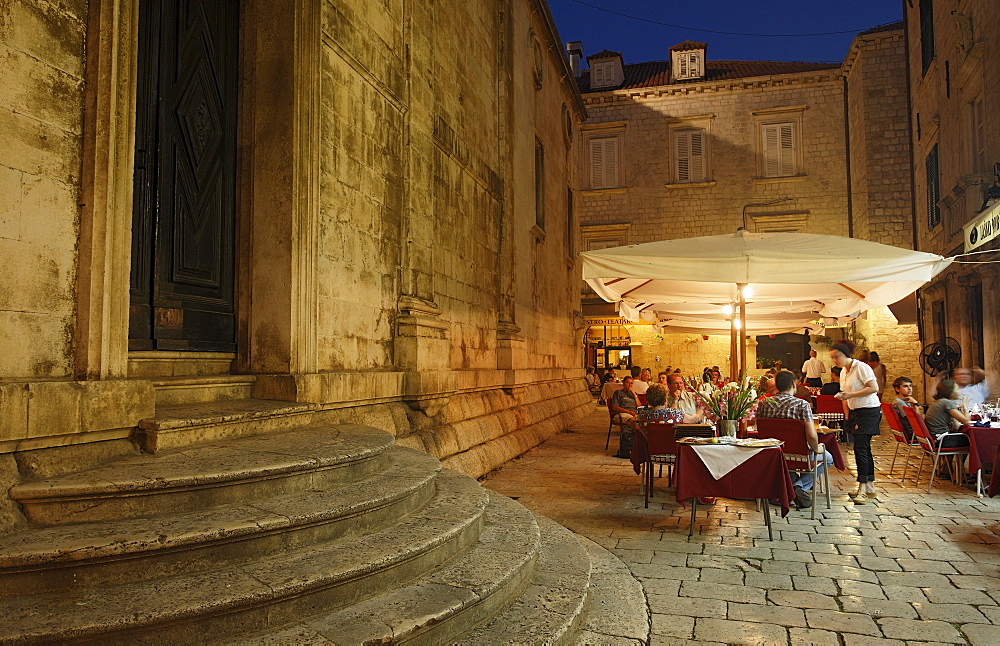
[572,535,650,645]
[234,492,542,645]
[0,471,489,643]
[0,447,440,573]
[456,513,593,646]
[10,423,394,502]
[151,375,257,387]
[141,399,320,432]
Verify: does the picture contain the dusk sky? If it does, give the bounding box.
[548,0,905,66]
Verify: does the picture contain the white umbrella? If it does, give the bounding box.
[583,230,954,375]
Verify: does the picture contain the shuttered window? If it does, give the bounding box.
[926,144,940,229]
[761,122,797,177]
[589,136,619,189]
[673,129,706,183]
[920,0,935,73]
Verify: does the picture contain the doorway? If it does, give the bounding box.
[129,0,240,352]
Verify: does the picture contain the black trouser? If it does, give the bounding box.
[806,377,822,388]
[850,406,881,483]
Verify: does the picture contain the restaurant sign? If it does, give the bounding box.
[964,200,1000,252]
[584,317,632,326]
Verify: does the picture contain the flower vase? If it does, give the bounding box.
[718,419,738,438]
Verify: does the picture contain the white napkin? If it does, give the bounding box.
[691,444,767,480]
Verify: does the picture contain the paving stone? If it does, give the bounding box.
[770,549,814,563]
[979,606,1000,624]
[807,563,880,584]
[913,602,989,623]
[761,559,808,576]
[949,575,1000,590]
[842,636,904,646]
[647,595,726,618]
[699,568,744,585]
[650,613,695,639]
[768,590,838,610]
[793,575,838,595]
[877,617,962,643]
[678,581,766,605]
[895,557,958,574]
[805,609,881,636]
[856,556,903,571]
[962,622,1000,645]
[694,618,787,645]
[630,564,699,581]
[728,602,806,627]
[881,585,929,604]
[838,579,888,599]
[876,571,954,588]
[839,595,917,619]
[649,551,689,567]
[789,627,840,645]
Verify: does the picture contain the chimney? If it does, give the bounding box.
[566,41,583,77]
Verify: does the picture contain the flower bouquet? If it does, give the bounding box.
[693,376,758,437]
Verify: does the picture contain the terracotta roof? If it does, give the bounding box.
[669,40,708,52]
[578,59,841,93]
[587,49,622,61]
[859,20,903,36]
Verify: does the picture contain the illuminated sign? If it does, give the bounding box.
[964,200,1000,252]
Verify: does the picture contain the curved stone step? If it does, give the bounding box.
[456,515,593,646]
[0,447,441,597]
[572,536,649,645]
[234,492,542,645]
[10,423,395,526]
[0,471,489,644]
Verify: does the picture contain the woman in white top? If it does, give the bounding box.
[831,340,882,504]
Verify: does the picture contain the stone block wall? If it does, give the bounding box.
[0,0,86,379]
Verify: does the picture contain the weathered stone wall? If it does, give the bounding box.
[0,1,86,379]
[627,324,757,379]
[578,72,850,241]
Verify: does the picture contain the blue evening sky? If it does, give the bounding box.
[548,0,905,66]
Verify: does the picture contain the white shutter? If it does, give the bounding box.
[678,55,688,78]
[593,64,604,88]
[589,137,619,189]
[674,130,706,183]
[762,122,796,177]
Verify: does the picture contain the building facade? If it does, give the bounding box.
[906,0,1000,399]
[0,0,591,528]
[572,27,923,392]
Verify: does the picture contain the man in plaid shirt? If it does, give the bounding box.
[757,370,834,509]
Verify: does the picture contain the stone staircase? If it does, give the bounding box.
[0,400,647,644]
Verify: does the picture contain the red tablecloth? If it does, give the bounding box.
[963,425,1000,475]
[818,432,846,471]
[674,444,795,517]
[631,430,648,475]
[989,446,1000,497]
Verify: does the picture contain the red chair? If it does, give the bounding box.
[755,418,830,519]
[904,406,970,492]
[815,394,846,440]
[641,421,678,508]
[881,402,920,481]
[637,393,647,407]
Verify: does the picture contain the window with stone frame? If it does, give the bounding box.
[672,128,708,183]
[920,0,935,74]
[535,139,545,229]
[591,61,617,88]
[926,144,941,229]
[674,52,702,80]
[588,135,621,189]
[761,122,798,178]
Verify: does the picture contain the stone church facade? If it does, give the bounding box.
[0,0,592,526]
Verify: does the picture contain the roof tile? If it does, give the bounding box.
[578,59,840,93]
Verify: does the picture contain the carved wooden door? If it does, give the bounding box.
[129,0,239,351]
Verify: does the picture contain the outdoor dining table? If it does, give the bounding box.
[600,381,623,402]
[961,423,1000,496]
[674,443,795,540]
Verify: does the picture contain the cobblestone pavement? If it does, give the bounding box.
[481,404,1000,645]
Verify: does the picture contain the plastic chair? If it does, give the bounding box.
[642,421,678,508]
[881,402,920,481]
[755,417,830,519]
[904,406,970,492]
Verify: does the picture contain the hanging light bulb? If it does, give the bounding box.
[722,304,733,315]
[734,318,742,329]
[743,285,754,298]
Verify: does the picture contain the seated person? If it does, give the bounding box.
[793,370,812,399]
[953,367,992,410]
[600,368,617,385]
[819,367,842,395]
[656,371,670,386]
[924,379,971,448]
[633,368,652,395]
[665,373,698,414]
[756,370,834,509]
[892,376,922,442]
[585,366,599,388]
[758,377,777,400]
[636,384,704,425]
[610,376,639,458]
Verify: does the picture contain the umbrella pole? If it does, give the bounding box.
[738,284,748,377]
[729,313,738,381]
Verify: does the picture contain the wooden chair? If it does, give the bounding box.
[755,417,830,519]
[881,402,920,482]
[605,399,630,451]
[637,393,647,407]
[642,421,678,508]
[904,406,970,492]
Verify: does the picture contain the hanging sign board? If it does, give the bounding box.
[584,317,631,326]
[964,200,1000,252]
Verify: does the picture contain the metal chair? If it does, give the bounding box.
[904,406,970,492]
[605,399,630,451]
[815,394,846,440]
[641,421,678,508]
[881,402,920,482]
[755,417,831,519]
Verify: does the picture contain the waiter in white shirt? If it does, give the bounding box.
[801,350,826,388]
